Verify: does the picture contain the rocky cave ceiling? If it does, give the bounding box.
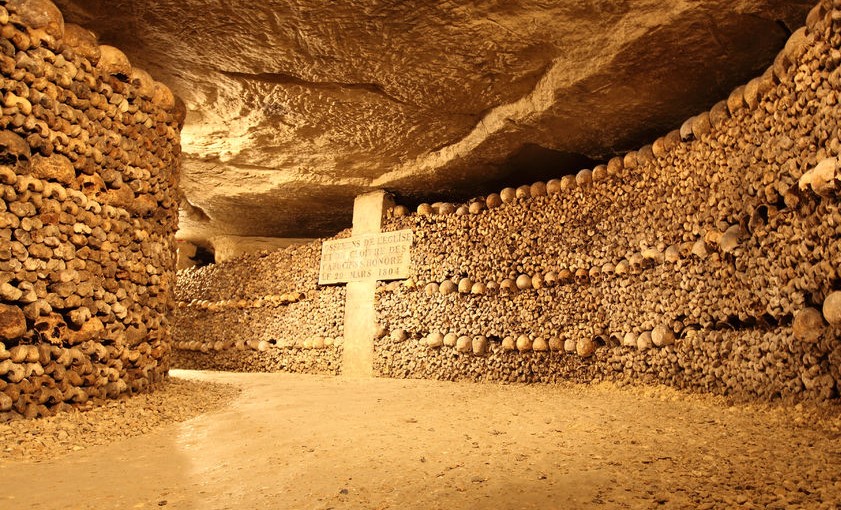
[54,0,814,245]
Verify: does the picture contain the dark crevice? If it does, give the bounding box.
[193,245,215,267]
[219,69,411,107]
[776,19,793,37]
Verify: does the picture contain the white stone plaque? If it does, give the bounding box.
[319,229,413,285]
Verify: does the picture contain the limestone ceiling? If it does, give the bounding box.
[55,0,814,245]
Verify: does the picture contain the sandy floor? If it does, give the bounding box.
[1,371,840,510]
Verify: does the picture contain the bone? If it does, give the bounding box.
[174,5,841,404]
[96,45,131,79]
[0,6,184,419]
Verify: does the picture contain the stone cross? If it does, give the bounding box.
[318,190,412,377]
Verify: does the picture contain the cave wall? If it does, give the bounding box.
[0,1,182,419]
[173,0,841,402]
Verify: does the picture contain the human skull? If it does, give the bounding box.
[0,130,30,165]
[97,45,131,80]
[77,173,106,201]
[34,312,67,345]
[7,0,64,49]
[129,67,156,99]
[499,278,517,295]
[62,23,100,64]
[557,268,573,284]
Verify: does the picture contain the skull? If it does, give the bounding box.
[719,224,746,254]
[423,282,439,296]
[543,271,558,287]
[575,169,593,188]
[485,193,503,208]
[628,252,644,274]
[799,157,838,197]
[152,80,176,111]
[574,268,589,285]
[515,274,532,290]
[97,45,132,81]
[62,23,100,65]
[614,260,629,275]
[457,277,473,294]
[499,278,517,295]
[467,199,484,214]
[78,173,106,201]
[637,144,655,165]
[823,292,841,327]
[560,175,576,192]
[529,181,547,197]
[499,187,516,203]
[592,164,608,182]
[0,130,30,165]
[34,312,67,345]
[470,282,487,295]
[641,246,664,266]
[680,116,696,142]
[652,136,668,158]
[557,268,573,284]
[439,280,457,296]
[7,0,64,49]
[127,64,152,98]
[30,153,74,185]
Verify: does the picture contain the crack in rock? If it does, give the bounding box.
[219,69,411,106]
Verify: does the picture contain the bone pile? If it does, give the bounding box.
[375,0,841,401]
[172,241,345,375]
[172,0,841,402]
[0,0,182,419]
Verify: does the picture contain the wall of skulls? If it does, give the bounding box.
[172,240,346,374]
[0,0,182,419]
[173,0,841,402]
[375,0,841,401]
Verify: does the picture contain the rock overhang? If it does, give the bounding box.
[53,0,815,245]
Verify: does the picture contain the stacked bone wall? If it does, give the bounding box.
[172,240,345,375]
[171,0,841,402]
[0,1,182,419]
[375,1,841,401]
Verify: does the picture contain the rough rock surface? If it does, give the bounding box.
[55,0,813,243]
[209,235,314,263]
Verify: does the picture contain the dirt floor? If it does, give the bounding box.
[1,372,841,510]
